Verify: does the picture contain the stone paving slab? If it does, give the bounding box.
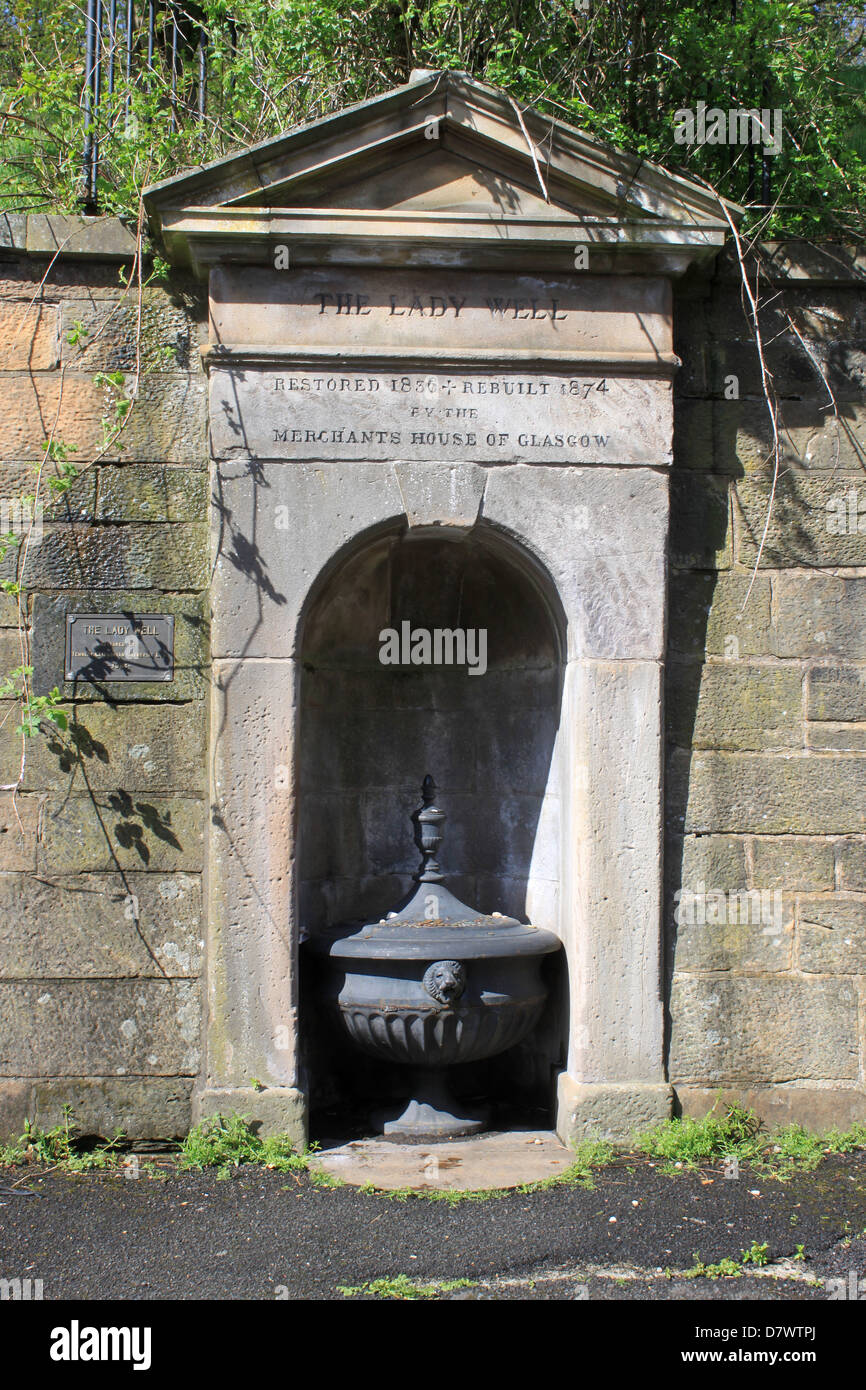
[310,1129,573,1191]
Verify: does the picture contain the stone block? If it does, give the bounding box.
[60,297,204,373]
[0,301,60,370]
[672,398,713,471]
[483,466,669,661]
[211,459,404,660]
[807,665,866,721]
[0,794,41,871]
[39,793,205,872]
[736,473,866,568]
[95,466,207,522]
[775,576,866,659]
[667,571,773,659]
[556,1076,673,1144]
[0,371,206,464]
[209,362,672,466]
[836,839,866,890]
[0,460,97,522]
[2,522,208,591]
[0,629,22,687]
[211,266,672,359]
[706,334,862,401]
[568,661,665,1080]
[0,872,201,977]
[719,399,866,474]
[743,242,866,285]
[0,214,27,249]
[751,837,835,891]
[208,659,300,1090]
[672,915,792,972]
[798,898,866,974]
[1,701,206,793]
[668,749,866,835]
[25,214,138,258]
[807,723,866,752]
[31,589,210,702]
[675,1085,866,1132]
[193,1086,307,1145]
[669,833,749,891]
[669,974,859,1083]
[666,660,802,751]
[669,472,731,570]
[393,461,486,529]
[0,980,201,1075]
[25,1077,194,1141]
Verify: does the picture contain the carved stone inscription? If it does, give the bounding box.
[209,368,672,465]
[210,268,672,358]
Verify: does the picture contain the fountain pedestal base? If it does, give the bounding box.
[376,1068,489,1139]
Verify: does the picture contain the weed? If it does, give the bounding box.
[0,1106,126,1172]
[636,1101,762,1172]
[337,1275,476,1300]
[635,1098,866,1180]
[741,1241,770,1266]
[178,1114,314,1179]
[682,1254,743,1280]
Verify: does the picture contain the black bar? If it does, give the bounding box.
[198,27,207,121]
[81,0,98,212]
[761,77,773,213]
[107,0,116,97]
[170,5,178,131]
[90,0,103,207]
[124,0,133,126]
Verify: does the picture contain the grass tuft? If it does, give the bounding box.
[177,1114,318,1180]
[0,1106,126,1172]
[635,1098,866,1179]
[337,1275,476,1300]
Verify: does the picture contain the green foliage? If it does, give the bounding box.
[0,667,67,735]
[682,1253,744,1279]
[178,1112,314,1179]
[635,1099,866,1179]
[636,1099,764,1169]
[741,1240,770,1266]
[1,1105,126,1171]
[0,0,863,236]
[337,1274,475,1299]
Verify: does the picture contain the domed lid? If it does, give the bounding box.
[310,775,560,961]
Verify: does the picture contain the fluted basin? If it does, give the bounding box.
[308,776,561,1137]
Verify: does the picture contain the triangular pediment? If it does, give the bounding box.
[287,148,596,218]
[144,70,738,277]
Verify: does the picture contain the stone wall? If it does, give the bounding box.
[1,215,865,1139]
[668,241,866,1128]
[0,215,208,1139]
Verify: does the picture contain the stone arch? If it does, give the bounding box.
[295,514,570,1129]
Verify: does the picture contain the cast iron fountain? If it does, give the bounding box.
[311,776,561,1138]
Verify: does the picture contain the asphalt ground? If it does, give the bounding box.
[1,1150,865,1302]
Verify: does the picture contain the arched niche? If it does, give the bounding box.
[297,520,569,1133]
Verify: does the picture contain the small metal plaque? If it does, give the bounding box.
[65,613,174,683]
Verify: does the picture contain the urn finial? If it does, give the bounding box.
[412,774,445,883]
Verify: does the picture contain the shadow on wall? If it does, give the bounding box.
[297,520,568,1133]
